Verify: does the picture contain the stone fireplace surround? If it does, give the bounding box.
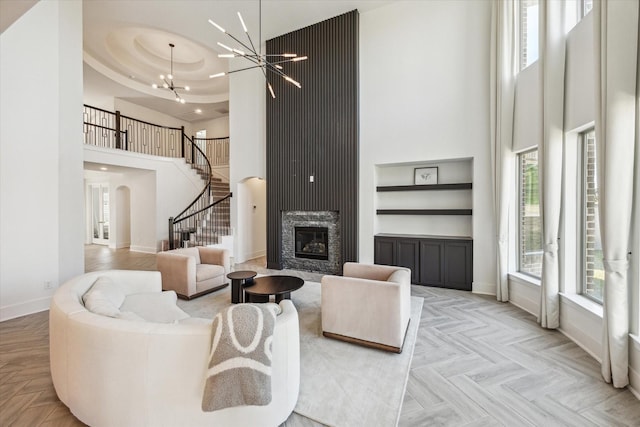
[281,211,341,275]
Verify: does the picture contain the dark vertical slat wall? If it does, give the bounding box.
[266,10,359,270]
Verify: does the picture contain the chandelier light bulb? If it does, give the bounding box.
[268,83,276,99]
[185,86,190,91]
[163,83,169,89]
[152,83,158,89]
[283,53,297,58]
[209,72,226,79]
[232,48,246,56]
[238,12,248,33]
[208,19,226,33]
[180,98,185,104]
[284,76,301,88]
[167,74,173,80]
[160,74,165,79]
[292,56,308,62]
[275,64,283,70]
[217,42,233,52]
[219,54,235,58]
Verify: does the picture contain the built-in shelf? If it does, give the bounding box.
[376,183,472,192]
[376,209,472,216]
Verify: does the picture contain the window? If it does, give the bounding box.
[518,149,542,278]
[519,0,539,70]
[580,130,603,302]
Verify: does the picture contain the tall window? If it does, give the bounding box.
[519,0,539,70]
[518,150,542,277]
[581,130,603,302]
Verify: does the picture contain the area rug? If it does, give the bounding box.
[178,281,423,427]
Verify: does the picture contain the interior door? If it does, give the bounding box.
[91,184,110,245]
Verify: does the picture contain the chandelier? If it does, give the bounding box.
[152,43,190,104]
[207,0,307,99]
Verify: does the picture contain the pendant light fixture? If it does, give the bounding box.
[152,43,190,104]
[207,0,307,99]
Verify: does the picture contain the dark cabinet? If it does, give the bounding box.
[374,234,472,291]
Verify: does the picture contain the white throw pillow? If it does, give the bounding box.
[83,289,121,318]
[120,291,190,323]
[82,276,126,308]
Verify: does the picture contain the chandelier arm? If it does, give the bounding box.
[225,63,271,74]
[268,58,307,66]
[224,32,259,57]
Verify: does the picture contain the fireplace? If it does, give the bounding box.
[295,227,329,260]
[281,211,341,274]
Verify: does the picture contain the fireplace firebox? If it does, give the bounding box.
[295,227,329,260]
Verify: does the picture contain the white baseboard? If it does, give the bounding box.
[509,299,538,317]
[115,242,130,249]
[130,245,157,254]
[0,296,51,322]
[472,281,496,296]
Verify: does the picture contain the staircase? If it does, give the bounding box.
[81,104,232,250]
[168,135,232,249]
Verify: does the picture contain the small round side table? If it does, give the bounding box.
[227,270,257,303]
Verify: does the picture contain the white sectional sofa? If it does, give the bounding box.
[49,270,300,427]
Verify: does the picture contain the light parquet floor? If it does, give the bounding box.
[0,245,638,426]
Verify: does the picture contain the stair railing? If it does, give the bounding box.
[169,135,233,249]
[168,193,232,249]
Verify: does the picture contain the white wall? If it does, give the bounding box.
[114,99,192,133]
[115,186,131,249]
[191,116,230,139]
[359,0,495,294]
[236,178,267,263]
[0,0,84,321]
[228,68,266,261]
[84,146,203,252]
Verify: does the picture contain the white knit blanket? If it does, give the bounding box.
[201,303,280,411]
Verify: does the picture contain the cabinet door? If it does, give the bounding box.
[396,239,419,283]
[419,240,444,286]
[374,237,396,266]
[444,241,473,291]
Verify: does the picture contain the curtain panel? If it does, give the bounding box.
[593,0,639,389]
[490,0,516,302]
[538,0,566,329]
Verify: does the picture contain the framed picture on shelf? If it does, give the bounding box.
[414,167,438,185]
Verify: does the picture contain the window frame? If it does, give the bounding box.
[579,129,603,304]
[518,0,540,71]
[517,148,542,279]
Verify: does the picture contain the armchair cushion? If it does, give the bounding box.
[196,264,225,282]
[170,247,201,264]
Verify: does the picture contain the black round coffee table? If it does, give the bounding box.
[227,270,257,304]
[244,275,304,303]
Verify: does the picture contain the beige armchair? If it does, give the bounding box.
[321,262,411,353]
[156,247,230,299]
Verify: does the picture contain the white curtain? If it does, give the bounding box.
[490,0,516,302]
[537,0,566,329]
[593,0,639,388]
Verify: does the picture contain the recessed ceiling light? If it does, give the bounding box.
[128,75,135,79]
[195,109,202,114]
[100,167,108,171]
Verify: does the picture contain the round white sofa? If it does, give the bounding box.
[50,270,300,427]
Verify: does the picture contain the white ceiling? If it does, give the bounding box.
[82,0,396,122]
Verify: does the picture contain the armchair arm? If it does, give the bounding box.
[343,262,409,281]
[198,247,230,273]
[156,253,197,297]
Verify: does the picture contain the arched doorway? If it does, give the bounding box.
[236,177,266,263]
